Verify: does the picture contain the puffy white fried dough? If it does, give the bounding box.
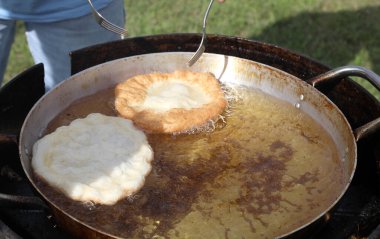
[32,113,154,205]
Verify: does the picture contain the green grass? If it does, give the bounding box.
[3,21,34,84]
[4,0,380,99]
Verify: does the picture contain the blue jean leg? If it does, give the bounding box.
[25,0,125,91]
[0,19,16,85]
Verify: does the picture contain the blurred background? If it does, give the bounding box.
[3,0,380,99]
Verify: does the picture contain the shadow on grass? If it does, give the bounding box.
[253,6,380,74]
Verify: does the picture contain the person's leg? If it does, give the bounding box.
[25,0,125,91]
[0,19,16,85]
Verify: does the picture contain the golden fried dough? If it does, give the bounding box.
[115,70,227,133]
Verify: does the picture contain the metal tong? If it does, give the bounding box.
[87,0,128,39]
[188,0,215,67]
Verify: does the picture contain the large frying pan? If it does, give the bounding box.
[16,51,380,238]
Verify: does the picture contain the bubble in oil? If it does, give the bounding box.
[196,116,227,134]
[218,114,227,124]
[299,94,305,101]
[222,84,241,103]
[295,102,301,109]
[127,194,140,203]
[82,201,96,210]
[173,112,228,136]
[172,84,240,136]
[219,83,244,124]
[224,103,236,117]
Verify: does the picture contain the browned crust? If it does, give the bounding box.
[115,70,227,133]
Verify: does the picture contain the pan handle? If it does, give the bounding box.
[306,66,380,141]
[0,193,48,210]
[0,134,18,144]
